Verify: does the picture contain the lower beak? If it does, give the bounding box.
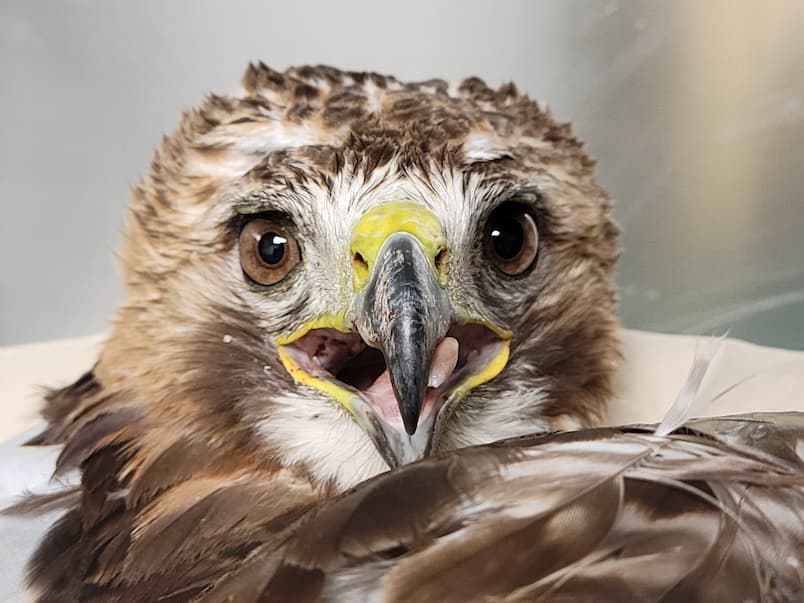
[353,232,453,436]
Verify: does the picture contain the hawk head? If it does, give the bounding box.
[51,64,620,491]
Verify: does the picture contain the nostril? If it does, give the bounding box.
[353,252,368,270]
[353,251,370,284]
[434,248,448,272]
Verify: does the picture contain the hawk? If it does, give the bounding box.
[15,65,802,601]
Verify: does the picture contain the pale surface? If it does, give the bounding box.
[0,329,803,601]
[611,330,804,423]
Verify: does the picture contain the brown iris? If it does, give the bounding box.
[484,203,539,275]
[239,219,300,285]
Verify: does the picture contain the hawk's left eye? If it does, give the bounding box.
[484,203,539,276]
[239,219,301,285]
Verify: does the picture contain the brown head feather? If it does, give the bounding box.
[15,63,626,600]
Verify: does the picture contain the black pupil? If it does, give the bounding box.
[489,216,524,260]
[258,232,286,265]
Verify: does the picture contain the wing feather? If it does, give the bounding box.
[249,424,804,603]
[9,372,804,603]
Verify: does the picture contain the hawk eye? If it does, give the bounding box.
[239,219,300,285]
[484,203,539,276]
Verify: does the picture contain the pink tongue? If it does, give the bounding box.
[428,337,459,388]
[363,337,459,420]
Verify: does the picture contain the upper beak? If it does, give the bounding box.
[353,232,453,435]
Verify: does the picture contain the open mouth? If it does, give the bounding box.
[280,324,507,432]
[273,203,514,468]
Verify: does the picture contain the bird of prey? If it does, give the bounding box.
[12,64,802,601]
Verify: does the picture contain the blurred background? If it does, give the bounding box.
[1,0,803,349]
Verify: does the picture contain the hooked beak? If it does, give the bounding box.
[353,232,453,435]
[276,201,510,469]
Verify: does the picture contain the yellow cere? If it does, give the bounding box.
[350,200,447,290]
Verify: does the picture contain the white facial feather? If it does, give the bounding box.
[443,384,552,451]
[256,391,388,490]
[462,130,509,163]
[258,384,552,490]
[193,120,345,181]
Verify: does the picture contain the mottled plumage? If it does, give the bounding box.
[18,64,785,601]
[213,413,804,603]
[20,412,804,602]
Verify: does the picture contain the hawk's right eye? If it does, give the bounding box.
[239,219,301,285]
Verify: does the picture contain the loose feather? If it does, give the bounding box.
[655,335,724,436]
